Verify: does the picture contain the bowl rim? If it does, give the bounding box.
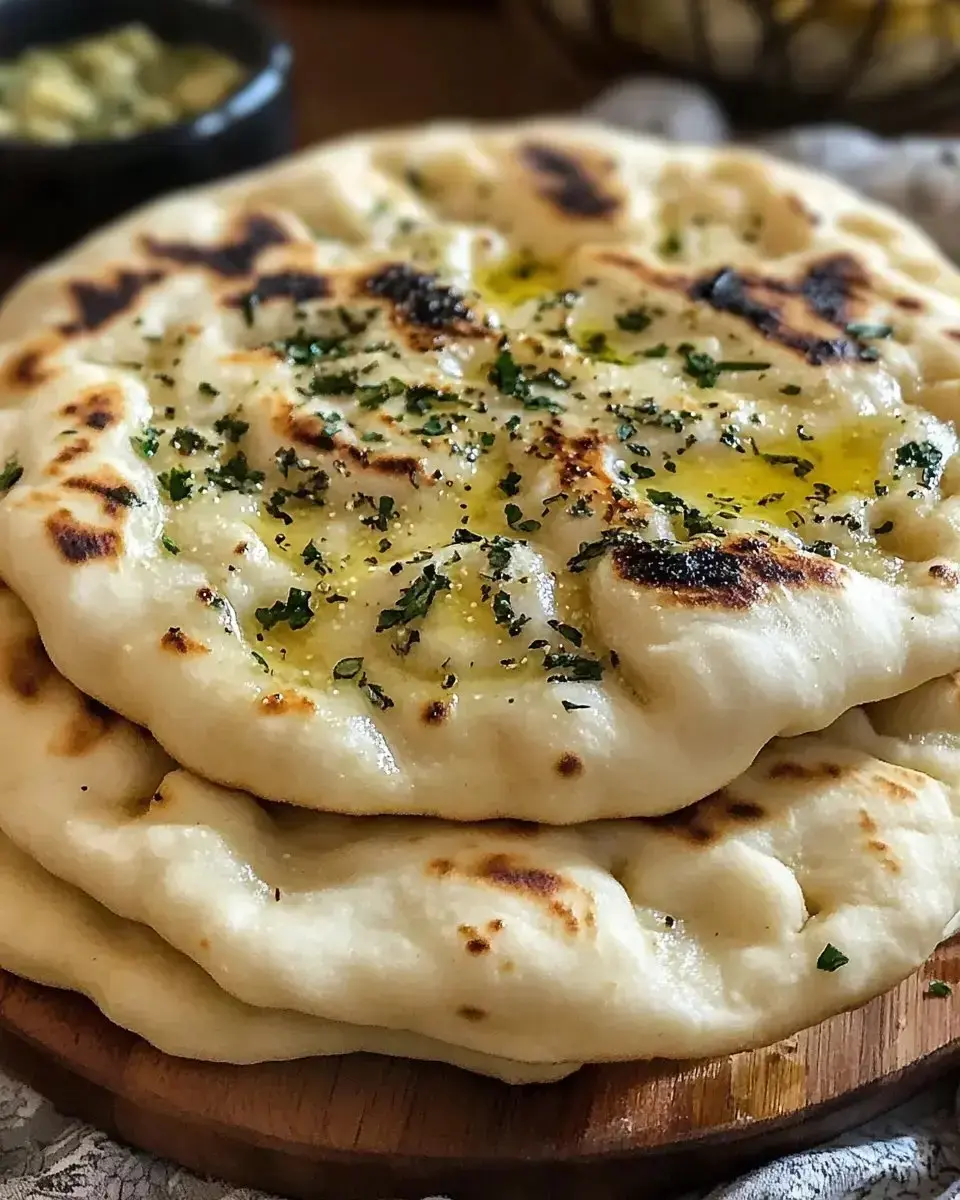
[0,0,292,157]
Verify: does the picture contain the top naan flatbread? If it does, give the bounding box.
[2,121,960,820]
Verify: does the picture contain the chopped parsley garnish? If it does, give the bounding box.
[358,674,394,710]
[414,414,450,437]
[333,657,364,680]
[542,651,603,683]
[361,495,396,532]
[615,307,653,333]
[681,347,770,388]
[488,345,564,413]
[198,381,220,398]
[567,530,622,573]
[548,620,583,647]
[926,980,952,998]
[562,700,591,712]
[158,466,193,501]
[805,540,837,559]
[213,413,250,443]
[376,563,451,630]
[780,384,802,396]
[492,590,529,637]
[357,376,406,409]
[646,489,724,538]
[816,943,849,972]
[498,469,522,497]
[301,540,329,574]
[895,440,943,488]
[255,587,314,632]
[0,459,22,491]
[131,427,160,459]
[102,484,142,508]
[873,520,895,536]
[170,426,212,456]
[531,367,571,390]
[489,346,524,396]
[753,443,815,478]
[264,490,293,525]
[846,322,893,339]
[504,503,541,534]
[310,372,356,397]
[251,651,270,674]
[160,534,180,555]
[452,527,483,544]
[271,331,346,366]
[205,452,265,493]
[642,342,669,358]
[659,231,682,257]
[275,447,309,477]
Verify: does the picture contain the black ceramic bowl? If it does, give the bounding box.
[0,0,294,259]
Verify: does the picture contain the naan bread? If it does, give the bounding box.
[0,584,955,1065]
[2,121,960,820]
[0,831,575,1083]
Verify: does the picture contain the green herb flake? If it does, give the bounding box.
[926,980,952,998]
[301,540,329,574]
[504,502,541,534]
[357,376,406,409]
[333,657,364,680]
[213,413,250,443]
[0,459,23,491]
[198,381,220,398]
[160,534,181,555]
[158,466,193,502]
[309,372,357,397]
[131,427,160,459]
[615,307,652,333]
[498,469,522,497]
[170,427,211,456]
[361,495,396,533]
[271,332,346,366]
[376,563,451,631]
[562,700,591,712]
[542,651,603,683]
[548,620,583,647]
[255,587,315,632]
[816,943,849,972]
[359,674,395,710]
[205,452,265,494]
[846,322,893,339]
[895,440,943,488]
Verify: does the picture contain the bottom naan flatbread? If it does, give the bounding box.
[0,584,956,1069]
[0,830,576,1083]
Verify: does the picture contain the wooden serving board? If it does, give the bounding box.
[0,942,959,1200]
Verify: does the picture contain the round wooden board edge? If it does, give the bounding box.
[0,943,959,1200]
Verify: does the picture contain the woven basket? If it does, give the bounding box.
[507,0,960,131]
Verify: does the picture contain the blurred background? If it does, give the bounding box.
[271,0,960,140]
[2,0,960,289]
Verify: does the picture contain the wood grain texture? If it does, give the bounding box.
[0,938,958,1200]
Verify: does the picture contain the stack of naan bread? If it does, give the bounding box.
[0,121,959,1083]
